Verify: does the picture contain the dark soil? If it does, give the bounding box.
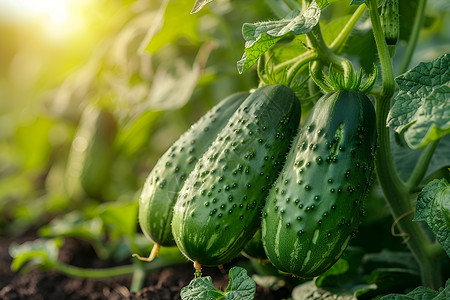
[0,232,280,300]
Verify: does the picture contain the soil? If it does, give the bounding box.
[0,232,282,300]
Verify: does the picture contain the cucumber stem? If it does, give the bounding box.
[53,257,185,279]
[398,0,428,74]
[330,4,366,52]
[131,243,160,262]
[405,140,440,192]
[366,0,443,289]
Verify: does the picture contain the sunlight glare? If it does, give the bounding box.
[1,0,90,42]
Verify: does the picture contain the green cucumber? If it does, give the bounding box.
[381,0,400,46]
[172,85,301,267]
[262,90,376,278]
[65,106,117,200]
[138,92,249,254]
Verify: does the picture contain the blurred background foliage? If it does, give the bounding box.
[0,0,449,266]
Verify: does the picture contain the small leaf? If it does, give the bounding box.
[413,178,450,257]
[387,54,450,149]
[315,258,350,287]
[9,238,63,272]
[237,1,321,74]
[224,267,256,298]
[191,0,214,14]
[181,267,255,300]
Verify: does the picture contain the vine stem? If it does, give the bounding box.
[366,0,443,289]
[330,4,366,52]
[398,0,428,74]
[405,140,439,192]
[53,257,188,279]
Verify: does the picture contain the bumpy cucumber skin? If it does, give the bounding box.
[138,92,248,247]
[172,85,301,266]
[262,90,376,278]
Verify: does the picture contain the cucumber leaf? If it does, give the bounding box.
[237,1,321,74]
[140,0,202,54]
[380,278,450,300]
[413,178,450,257]
[387,54,450,149]
[181,267,256,300]
[191,0,214,14]
[9,238,63,272]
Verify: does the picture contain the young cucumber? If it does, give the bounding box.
[65,106,117,201]
[172,85,301,267]
[137,92,248,260]
[262,90,376,278]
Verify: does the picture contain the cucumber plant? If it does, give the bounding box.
[5,0,449,299]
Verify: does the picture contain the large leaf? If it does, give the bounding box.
[380,279,450,300]
[140,0,202,54]
[181,267,256,300]
[291,280,357,300]
[387,54,450,149]
[413,178,450,257]
[237,1,321,74]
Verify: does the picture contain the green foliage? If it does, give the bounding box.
[180,267,256,300]
[380,279,450,300]
[414,178,450,257]
[237,1,321,73]
[387,54,450,149]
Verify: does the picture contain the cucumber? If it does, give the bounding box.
[138,92,249,254]
[262,90,376,278]
[381,0,400,46]
[172,85,301,267]
[65,106,117,200]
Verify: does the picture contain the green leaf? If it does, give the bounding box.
[292,280,357,300]
[237,1,321,74]
[140,0,202,54]
[315,259,350,287]
[387,54,450,149]
[350,0,366,5]
[191,0,214,14]
[9,238,63,272]
[380,278,450,300]
[413,178,450,257]
[180,267,256,300]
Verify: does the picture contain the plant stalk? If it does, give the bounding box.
[330,4,366,52]
[53,258,188,279]
[398,0,428,74]
[406,140,440,192]
[366,0,443,289]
